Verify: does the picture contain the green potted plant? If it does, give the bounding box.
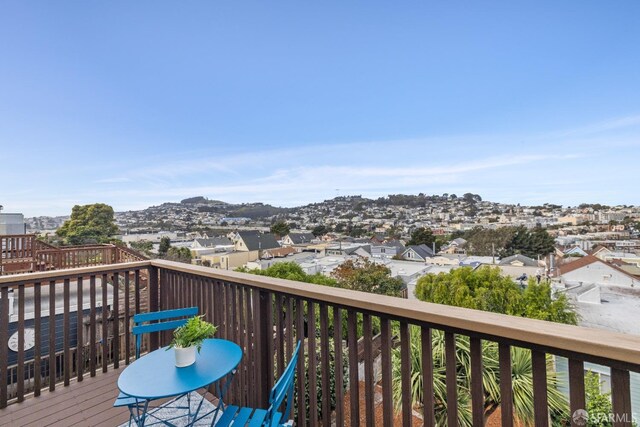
[168,315,217,367]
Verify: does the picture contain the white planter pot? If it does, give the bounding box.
[174,346,196,367]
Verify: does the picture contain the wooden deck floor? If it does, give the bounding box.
[1,369,132,427]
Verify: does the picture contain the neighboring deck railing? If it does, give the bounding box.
[1,260,639,427]
[0,234,146,275]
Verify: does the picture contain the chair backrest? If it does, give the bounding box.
[131,307,199,359]
[265,341,302,425]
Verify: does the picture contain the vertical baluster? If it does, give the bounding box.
[76,277,84,381]
[296,298,306,427]
[0,287,9,407]
[531,350,549,427]
[124,272,130,364]
[17,285,25,401]
[568,359,585,426]
[265,292,274,394]
[363,313,374,427]
[49,280,56,391]
[228,283,234,342]
[102,273,108,373]
[230,283,239,404]
[113,272,119,369]
[347,310,359,427]
[246,287,256,407]
[470,337,484,426]
[286,297,294,366]
[445,331,457,427]
[276,294,285,377]
[90,276,96,377]
[319,303,330,427]
[149,266,159,350]
[381,317,393,427]
[611,368,632,427]
[421,327,435,426]
[401,322,412,427]
[333,306,344,427]
[237,285,245,406]
[34,282,42,396]
[134,270,141,314]
[254,289,266,406]
[499,343,513,427]
[231,284,238,348]
[307,301,318,425]
[63,278,70,386]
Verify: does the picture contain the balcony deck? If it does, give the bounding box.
[0,368,129,427]
[1,260,639,426]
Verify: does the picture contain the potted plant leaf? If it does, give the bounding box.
[168,315,217,367]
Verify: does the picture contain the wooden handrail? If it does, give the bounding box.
[1,258,639,367]
[0,260,151,285]
[150,260,640,368]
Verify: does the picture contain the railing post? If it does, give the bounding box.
[148,265,160,351]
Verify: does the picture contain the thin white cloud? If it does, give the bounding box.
[94,177,133,184]
[7,113,640,216]
[548,114,640,138]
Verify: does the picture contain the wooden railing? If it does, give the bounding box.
[0,262,150,407]
[0,234,146,275]
[1,260,639,427]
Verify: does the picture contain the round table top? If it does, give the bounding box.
[117,338,242,400]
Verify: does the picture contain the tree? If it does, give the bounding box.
[56,203,119,245]
[415,267,577,325]
[165,247,192,264]
[584,371,613,427]
[270,220,290,238]
[332,259,404,297]
[407,227,436,248]
[501,226,555,258]
[311,225,329,237]
[237,262,337,287]
[159,236,171,257]
[129,240,154,257]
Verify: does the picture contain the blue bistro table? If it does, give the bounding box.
[118,339,243,426]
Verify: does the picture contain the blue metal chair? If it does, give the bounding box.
[114,306,199,425]
[216,341,301,427]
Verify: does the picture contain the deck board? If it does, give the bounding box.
[0,367,216,427]
[0,369,130,427]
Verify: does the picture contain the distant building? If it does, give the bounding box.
[281,233,316,247]
[400,244,434,262]
[559,255,640,288]
[0,212,26,235]
[371,240,406,260]
[234,231,280,252]
[498,254,539,267]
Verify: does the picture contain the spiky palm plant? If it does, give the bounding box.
[391,326,569,426]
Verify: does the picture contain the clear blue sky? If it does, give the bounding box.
[2,1,639,216]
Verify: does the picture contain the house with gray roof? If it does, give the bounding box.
[371,240,406,260]
[192,236,233,249]
[235,231,280,252]
[498,254,539,267]
[400,244,434,262]
[281,232,316,246]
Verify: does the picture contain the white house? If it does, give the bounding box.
[559,255,640,288]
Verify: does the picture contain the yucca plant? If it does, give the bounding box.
[392,326,569,426]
